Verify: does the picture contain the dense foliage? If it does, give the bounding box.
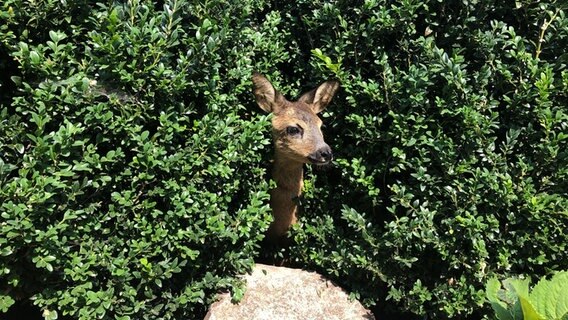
[1,0,567,319]
[0,1,275,319]
[286,1,568,318]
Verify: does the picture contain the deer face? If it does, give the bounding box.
[252,72,339,165]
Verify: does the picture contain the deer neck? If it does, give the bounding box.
[272,153,304,195]
[267,152,304,240]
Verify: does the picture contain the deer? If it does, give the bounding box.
[252,72,340,242]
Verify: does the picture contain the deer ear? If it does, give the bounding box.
[298,80,340,113]
[252,72,284,113]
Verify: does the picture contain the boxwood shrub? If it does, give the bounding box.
[284,1,568,319]
[1,0,277,319]
[1,0,567,319]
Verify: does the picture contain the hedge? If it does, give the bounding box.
[1,0,567,319]
[0,1,274,319]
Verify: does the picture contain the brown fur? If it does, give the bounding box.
[252,72,339,242]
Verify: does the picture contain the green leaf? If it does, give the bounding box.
[506,278,530,299]
[0,295,15,312]
[490,301,514,320]
[42,309,58,320]
[49,30,59,42]
[486,277,501,303]
[533,272,568,320]
[531,274,554,318]
[518,296,544,320]
[29,51,40,64]
[202,18,211,30]
[505,278,530,320]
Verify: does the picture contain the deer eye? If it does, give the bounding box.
[286,126,302,136]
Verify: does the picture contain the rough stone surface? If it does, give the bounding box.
[204,263,375,320]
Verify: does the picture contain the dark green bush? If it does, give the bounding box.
[284,1,568,319]
[0,0,278,318]
[1,0,567,319]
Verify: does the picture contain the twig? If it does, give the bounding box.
[536,9,560,59]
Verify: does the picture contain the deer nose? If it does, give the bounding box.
[309,145,333,164]
[319,146,333,162]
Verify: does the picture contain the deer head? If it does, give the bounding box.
[252,72,339,165]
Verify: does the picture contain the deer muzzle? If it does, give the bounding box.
[308,144,333,164]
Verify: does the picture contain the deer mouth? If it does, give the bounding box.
[307,156,333,165]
